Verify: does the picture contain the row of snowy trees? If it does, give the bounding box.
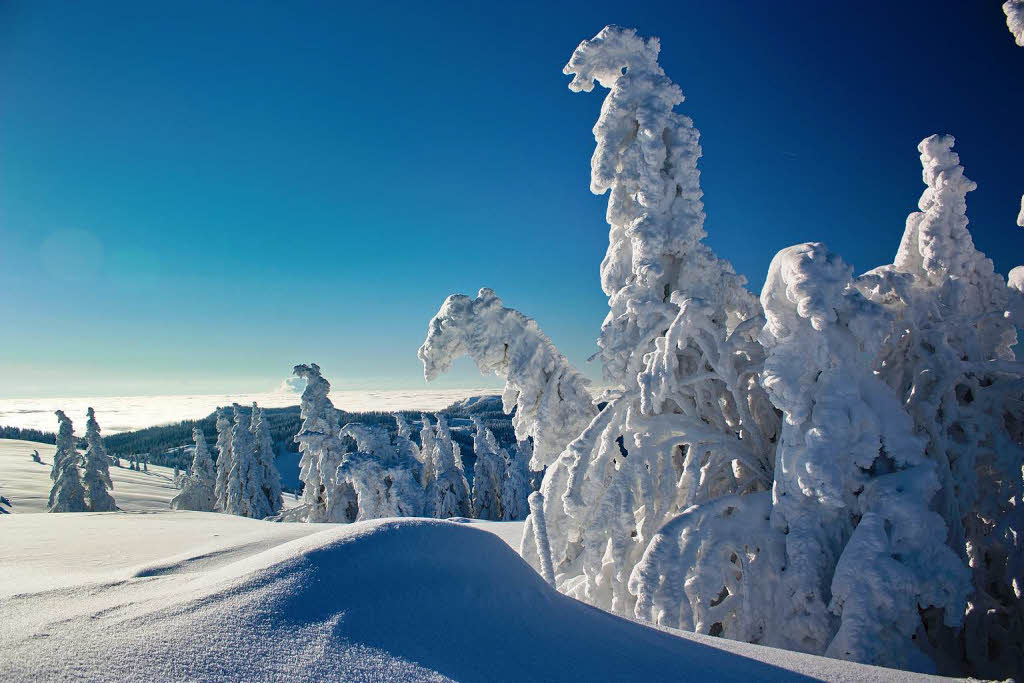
[171,403,283,519]
[289,363,532,523]
[47,408,117,513]
[417,25,1024,677]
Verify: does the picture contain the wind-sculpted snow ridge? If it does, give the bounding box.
[0,512,946,682]
[418,287,596,469]
[1006,0,1024,46]
[520,25,779,622]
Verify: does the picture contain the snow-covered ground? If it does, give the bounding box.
[1,439,956,681]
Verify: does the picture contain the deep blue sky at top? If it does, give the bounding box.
[1,1,1021,397]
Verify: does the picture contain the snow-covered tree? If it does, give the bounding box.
[250,404,283,519]
[171,428,217,511]
[293,363,344,522]
[225,404,256,517]
[47,410,87,513]
[470,416,506,520]
[330,423,424,522]
[501,440,532,521]
[393,413,423,473]
[418,414,437,488]
[213,408,233,511]
[82,407,116,512]
[522,26,778,618]
[419,288,596,469]
[424,416,470,518]
[1006,0,1024,46]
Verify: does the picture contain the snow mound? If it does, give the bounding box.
[0,514,941,682]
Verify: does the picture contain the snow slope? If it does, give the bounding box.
[1,512,955,682]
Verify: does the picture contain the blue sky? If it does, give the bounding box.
[1,1,1021,398]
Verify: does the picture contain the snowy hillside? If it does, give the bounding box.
[0,510,952,682]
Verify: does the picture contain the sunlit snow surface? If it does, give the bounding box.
[0,387,499,434]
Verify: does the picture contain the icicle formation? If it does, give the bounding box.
[525,25,777,618]
[293,363,344,522]
[171,427,217,511]
[213,408,233,511]
[1006,0,1024,46]
[331,423,424,522]
[418,287,596,469]
[424,415,471,518]
[47,410,87,513]
[82,407,116,512]
[251,404,283,519]
[759,243,969,668]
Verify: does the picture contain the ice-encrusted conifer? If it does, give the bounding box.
[250,404,283,519]
[501,440,532,521]
[293,363,344,522]
[526,26,777,618]
[47,410,87,513]
[418,414,437,488]
[760,242,969,669]
[213,408,233,511]
[330,423,424,521]
[418,288,596,469]
[425,416,470,518]
[225,404,256,517]
[171,427,217,511]
[82,407,116,512]
[1006,0,1024,46]
[470,416,506,520]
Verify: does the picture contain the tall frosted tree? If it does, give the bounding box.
[225,404,256,517]
[470,417,505,520]
[171,427,217,512]
[418,414,437,488]
[330,423,424,521]
[47,410,87,513]
[293,363,344,522]
[82,407,116,512]
[213,408,233,511]
[425,416,470,519]
[501,441,532,521]
[250,404,283,518]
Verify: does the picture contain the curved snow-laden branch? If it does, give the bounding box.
[418,287,596,469]
[1005,1,1024,46]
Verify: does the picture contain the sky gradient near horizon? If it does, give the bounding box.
[1,1,1022,398]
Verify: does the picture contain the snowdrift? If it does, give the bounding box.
[1,513,948,682]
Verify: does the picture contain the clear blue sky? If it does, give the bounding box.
[1,1,1021,397]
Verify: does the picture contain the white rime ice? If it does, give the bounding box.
[171,427,217,512]
[418,287,596,469]
[330,423,424,522]
[250,404,284,519]
[502,441,533,521]
[1005,0,1024,46]
[213,408,234,512]
[47,410,87,513]
[470,417,506,520]
[293,363,344,522]
[82,407,116,512]
[424,416,471,519]
[418,414,437,488]
[1018,194,1024,228]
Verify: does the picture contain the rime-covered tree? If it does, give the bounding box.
[47,410,87,513]
[425,416,470,519]
[82,407,116,512]
[250,404,283,519]
[213,408,233,511]
[293,363,344,522]
[501,440,532,521]
[330,423,424,522]
[419,288,596,469]
[470,417,506,520]
[1006,0,1024,46]
[225,404,256,517]
[171,427,217,512]
[418,414,437,488]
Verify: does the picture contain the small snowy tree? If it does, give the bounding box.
[213,408,233,511]
[470,416,506,520]
[293,363,345,522]
[424,416,470,518]
[418,414,437,488]
[82,407,116,512]
[330,423,424,522]
[47,410,87,513]
[171,427,217,512]
[1006,0,1024,46]
[250,404,283,519]
[501,440,532,521]
[419,288,596,469]
[225,404,256,517]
